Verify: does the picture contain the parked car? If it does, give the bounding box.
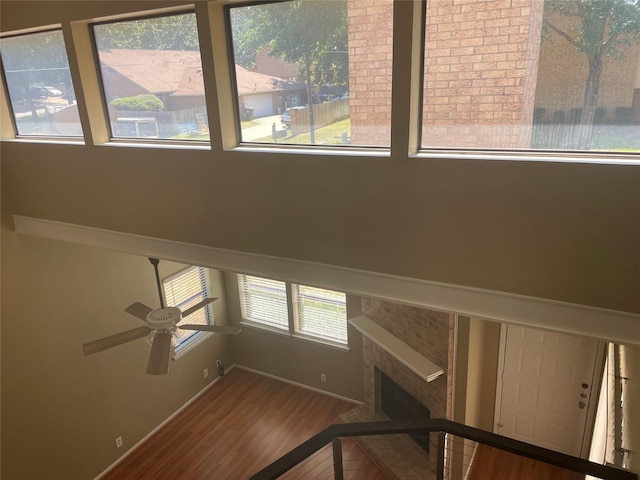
[281,108,291,126]
[29,86,48,99]
[29,85,63,98]
[43,86,63,96]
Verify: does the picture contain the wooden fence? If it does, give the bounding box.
[114,105,208,138]
[290,98,349,137]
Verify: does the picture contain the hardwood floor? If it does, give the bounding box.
[102,368,389,479]
[102,368,590,479]
[467,443,585,480]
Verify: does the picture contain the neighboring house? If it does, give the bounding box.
[253,50,298,81]
[234,63,306,117]
[98,48,305,117]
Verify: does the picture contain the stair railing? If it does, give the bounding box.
[249,419,637,480]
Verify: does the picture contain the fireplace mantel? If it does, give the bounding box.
[349,315,444,382]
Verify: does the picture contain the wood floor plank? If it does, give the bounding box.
[102,368,389,480]
[467,443,585,480]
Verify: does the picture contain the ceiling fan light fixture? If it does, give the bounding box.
[146,307,182,329]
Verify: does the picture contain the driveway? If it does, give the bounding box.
[242,114,288,141]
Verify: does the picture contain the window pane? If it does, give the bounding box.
[238,275,289,330]
[229,0,393,147]
[293,284,347,344]
[164,266,212,348]
[421,0,640,153]
[0,30,82,137]
[93,13,209,141]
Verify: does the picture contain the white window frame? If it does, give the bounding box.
[163,265,214,358]
[292,284,348,345]
[238,273,349,349]
[237,274,290,333]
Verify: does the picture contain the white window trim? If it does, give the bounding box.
[238,273,349,349]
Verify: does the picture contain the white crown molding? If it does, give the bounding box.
[12,214,640,346]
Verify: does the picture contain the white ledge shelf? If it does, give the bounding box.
[349,315,444,382]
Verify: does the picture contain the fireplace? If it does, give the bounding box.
[376,367,431,453]
[340,300,455,479]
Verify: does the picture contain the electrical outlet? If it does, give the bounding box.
[115,436,123,448]
[204,368,209,378]
[320,373,327,383]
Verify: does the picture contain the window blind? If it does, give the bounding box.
[293,284,347,344]
[163,266,212,347]
[238,274,289,331]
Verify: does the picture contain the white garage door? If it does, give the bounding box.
[243,93,274,118]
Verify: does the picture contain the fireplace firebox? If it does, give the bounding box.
[375,367,430,453]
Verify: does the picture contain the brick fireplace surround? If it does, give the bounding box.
[341,298,456,479]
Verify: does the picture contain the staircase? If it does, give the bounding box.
[250,419,637,480]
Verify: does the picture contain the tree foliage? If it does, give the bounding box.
[543,0,640,148]
[545,0,640,58]
[0,30,73,115]
[93,13,200,51]
[230,0,348,86]
[109,94,164,112]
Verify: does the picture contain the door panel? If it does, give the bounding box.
[497,325,600,456]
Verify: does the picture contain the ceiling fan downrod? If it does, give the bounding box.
[149,257,165,309]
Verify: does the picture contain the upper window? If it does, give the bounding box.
[93,13,209,142]
[421,0,640,153]
[0,29,82,137]
[229,0,393,147]
[238,274,348,346]
[163,266,213,353]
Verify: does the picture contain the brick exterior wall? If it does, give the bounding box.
[347,0,393,146]
[422,0,543,149]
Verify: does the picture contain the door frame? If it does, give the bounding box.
[493,323,607,458]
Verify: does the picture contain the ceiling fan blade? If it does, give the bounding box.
[146,331,173,375]
[179,324,241,335]
[124,302,153,321]
[83,326,152,356]
[181,297,217,319]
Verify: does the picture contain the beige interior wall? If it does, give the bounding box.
[224,272,364,401]
[465,317,501,432]
[1,1,639,476]
[1,1,638,316]
[0,225,231,479]
[451,316,501,479]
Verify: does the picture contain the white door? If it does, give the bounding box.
[496,325,601,456]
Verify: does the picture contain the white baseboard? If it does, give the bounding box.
[235,364,363,405]
[93,368,234,480]
[93,364,359,480]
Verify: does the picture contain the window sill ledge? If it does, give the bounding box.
[240,321,350,351]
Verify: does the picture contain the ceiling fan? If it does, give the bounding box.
[82,258,241,375]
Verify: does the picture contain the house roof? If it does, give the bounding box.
[98,49,303,97]
[99,49,196,94]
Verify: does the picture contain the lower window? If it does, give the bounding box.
[238,274,348,346]
[164,266,213,354]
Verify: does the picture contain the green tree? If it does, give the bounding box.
[0,30,71,119]
[93,13,200,51]
[110,94,164,112]
[543,0,640,149]
[231,1,348,142]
